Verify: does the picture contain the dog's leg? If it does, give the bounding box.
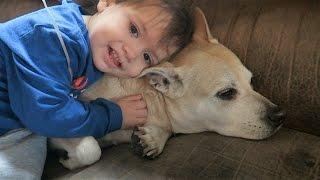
[49,136,101,170]
[131,125,171,158]
[97,130,132,147]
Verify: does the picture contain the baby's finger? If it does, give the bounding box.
[123,94,143,101]
[134,100,147,109]
[135,117,148,126]
[135,109,148,118]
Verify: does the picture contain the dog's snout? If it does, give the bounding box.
[267,106,286,126]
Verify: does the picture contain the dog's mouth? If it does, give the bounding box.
[260,123,283,140]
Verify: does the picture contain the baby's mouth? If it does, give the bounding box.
[106,46,122,68]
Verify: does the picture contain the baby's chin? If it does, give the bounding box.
[104,71,133,78]
[92,59,105,72]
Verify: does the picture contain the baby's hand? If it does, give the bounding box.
[113,94,148,129]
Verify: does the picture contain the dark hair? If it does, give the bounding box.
[75,0,195,58]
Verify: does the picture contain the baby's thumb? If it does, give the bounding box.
[123,94,143,101]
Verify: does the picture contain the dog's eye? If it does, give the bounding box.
[216,88,237,100]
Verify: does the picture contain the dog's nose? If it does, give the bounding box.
[267,106,286,126]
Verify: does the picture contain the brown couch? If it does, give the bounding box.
[0,0,319,179]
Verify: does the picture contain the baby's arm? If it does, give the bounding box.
[8,77,124,138]
[3,34,123,139]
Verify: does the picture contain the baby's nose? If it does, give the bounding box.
[122,45,136,62]
[122,43,145,63]
[122,45,130,61]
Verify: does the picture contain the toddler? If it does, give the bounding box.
[0,0,194,179]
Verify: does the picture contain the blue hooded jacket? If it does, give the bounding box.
[0,0,122,138]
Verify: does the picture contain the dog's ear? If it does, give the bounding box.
[139,62,184,98]
[193,7,218,44]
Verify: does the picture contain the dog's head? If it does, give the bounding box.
[140,8,285,140]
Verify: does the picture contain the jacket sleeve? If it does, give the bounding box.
[4,26,122,138]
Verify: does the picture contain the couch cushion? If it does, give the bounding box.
[43,128,320,179]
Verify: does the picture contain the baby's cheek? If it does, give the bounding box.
[129,65,146,78]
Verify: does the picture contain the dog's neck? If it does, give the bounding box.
[81,75,177,133]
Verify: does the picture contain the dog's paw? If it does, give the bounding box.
[131,125,170,159]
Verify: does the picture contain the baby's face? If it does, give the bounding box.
[87,1,178,77]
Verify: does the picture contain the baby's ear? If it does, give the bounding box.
[97,0,116,13]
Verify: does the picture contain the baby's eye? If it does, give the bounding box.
[130,23,139,38]
[143,52,152,65]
